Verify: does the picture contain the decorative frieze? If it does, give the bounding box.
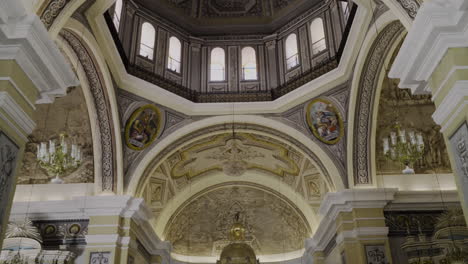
[40,0,72,29]
[60,30,116,192]
[396,0,420,19]
[353,21,404,185]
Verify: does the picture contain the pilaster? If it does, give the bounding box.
[306,189,396,263]
[389,0,468,222]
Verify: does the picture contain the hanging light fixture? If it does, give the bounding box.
[36,133,82,183]
[382,123,425,174]
[222,102,247,177]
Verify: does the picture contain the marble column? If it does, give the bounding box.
[389,0,468,222]
[0,0,78,249]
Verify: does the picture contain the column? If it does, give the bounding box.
[306,189,395,264]
[0,0,78,249]
[389,0,468,221]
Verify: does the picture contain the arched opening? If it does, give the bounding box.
[210,47,226,81]
[340,0,350,22]
[112,0,123,30]
[285,34,299,70]
[139,22,156,59]
[241,47,257,80]
[168,36,182,73]
[310,18,326,55]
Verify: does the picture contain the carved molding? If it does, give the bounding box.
[60,30,116,192]
[396,0,420,19]
[353,21,404,185]
[40,0,72,29]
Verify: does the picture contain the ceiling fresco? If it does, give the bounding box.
[167,133,302,180]
[140,132,329,234]
[163,186,310,256]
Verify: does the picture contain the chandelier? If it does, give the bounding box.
[36,134,82,184]
[382,124,425,174]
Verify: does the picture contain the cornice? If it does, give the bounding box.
[94,5,371,115]
[306,188,396,254]
[0,0,79,104]
[0,91,36,136]
[389,0,468,94]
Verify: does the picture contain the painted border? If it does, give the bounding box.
[124,104,162,151]
[306,98,344,145]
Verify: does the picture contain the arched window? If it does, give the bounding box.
[241,47,257,80]
[113,0,123,30]
[310,18,326,55]
[168,37,182,73]
[285,34,299,70]
[139,22,155,59]
[341,1,350,22]
[210,47,225,81]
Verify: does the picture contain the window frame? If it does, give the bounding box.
[241,46,258,81]
[310,17,327,56]
[209,47,226,82]
[285,33,300,71]
[138,22,156,60]
[167,36,182,74]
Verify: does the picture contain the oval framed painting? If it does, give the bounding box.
[125,105,162,151]
[306,98,344,144]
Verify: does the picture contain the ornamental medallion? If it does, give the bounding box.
[125,105,161,150]
[306,98,344,144]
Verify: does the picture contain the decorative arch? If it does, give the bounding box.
[57,20,123,193]
[157,179,316,239]
[126,115,345,197]
[351,20,405,185]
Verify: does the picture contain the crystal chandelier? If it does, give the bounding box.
[382,124,425,174]
[36,134,82,184]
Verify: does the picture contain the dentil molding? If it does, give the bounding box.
[0,0,78,104]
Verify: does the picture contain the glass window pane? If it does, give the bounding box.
[311,18,326,55]
[210,48,225,81]
[285,34,299,70]
[113,0,123,30]
[168,37,182,73]
[139,22,155,59]
[242,47,257,80]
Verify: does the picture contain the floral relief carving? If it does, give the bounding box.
[60,30,115,192]
[40,0,71,29]
[353,21,404,185]
[397,0,420,19]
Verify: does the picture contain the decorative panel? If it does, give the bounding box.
[156,29,167,76]
[449,122,468,208]
[364,245,387,264]
[228,46,239,92]
[90,252,111,264]
[0,132,19,236]
[299,25,311,71]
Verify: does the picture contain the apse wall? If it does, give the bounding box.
[111,0,351,95]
